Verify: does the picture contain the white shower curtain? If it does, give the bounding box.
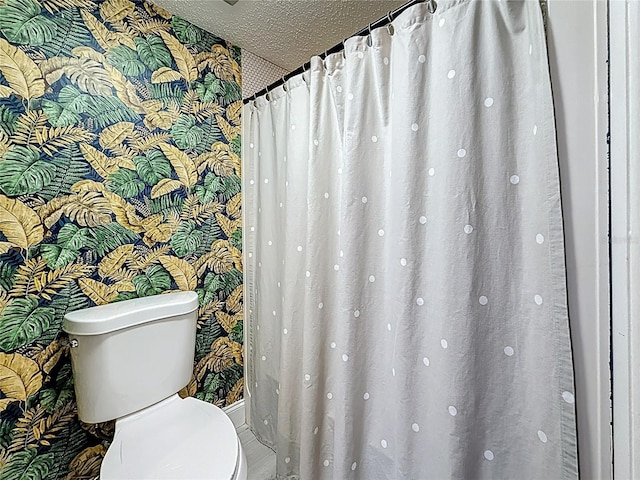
[243,1,578,478]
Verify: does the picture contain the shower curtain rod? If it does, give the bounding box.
[243,0,436,104]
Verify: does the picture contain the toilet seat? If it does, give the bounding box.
[101,394,242,479]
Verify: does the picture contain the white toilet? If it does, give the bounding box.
[63,291,248,480]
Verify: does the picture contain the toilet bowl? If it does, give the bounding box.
[103,395,247,479]
[63,291,247,480]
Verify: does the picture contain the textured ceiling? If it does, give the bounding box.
[152,0,406,71]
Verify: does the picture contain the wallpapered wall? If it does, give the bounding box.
[0,0,243,477]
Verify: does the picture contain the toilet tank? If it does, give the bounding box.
[63,291,199,423]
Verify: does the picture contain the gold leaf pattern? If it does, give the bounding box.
[70,179,107,193]
[144,1,172,19]
[194,337,243,380]
[215,311,242,334]
[159,31,197,82]
[31,401,76,447]
[198,301,224,327]
[226,193,241,219]
[226,101,241,126]
[11,111,48,146]
[225,284,242,314]
[126,245,170,271]
[64,445,106,480]
[71,45,107,63]
[0,39,45,101]
[35,126,96,156]
[39,56,113,96]
[114,280,135,292]
[97,244,134,278]
[7,406,47,452]
[0,353,43,411]
[39,0,97,14]
[158,255,197,291]
[78,278,119,305]
[0,134,9,158]
[225,378,243,405]
[103,63,147,114]
[143,109,179,131]
[191,202,222,225]
[37,191,112,228]
[216,114,240,143]
[215,212,241,237]
[130,18,171,35]
[10,402,76,451]
[195,45,241,84]
[0,242,14,255]
[9,257,48,298]
[151,66,182,83]
[99,0,135,23]
[35,339,69,375]
[196,141,240,176]
[34,262,95,300]
[0,85,13,97]
[80,9,121,50]
[158,143,197,188]
[109,17,136,37]
[129,132,171,151]
[0,195,44,250]
[114,155,137,170]
[150,178,183,199]
[194,239,242,276]
[101,190,145,233]
[105,267,136,283]
[99,122,135,151]
[142,219,176,246]
[0,291,10,311]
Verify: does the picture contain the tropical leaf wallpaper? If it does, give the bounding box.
[0,0,243,477]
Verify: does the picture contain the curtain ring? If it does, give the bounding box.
[427,0,437,14]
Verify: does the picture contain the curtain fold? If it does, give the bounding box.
[243,1,578,478]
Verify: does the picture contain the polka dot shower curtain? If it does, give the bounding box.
[243,1,578,478]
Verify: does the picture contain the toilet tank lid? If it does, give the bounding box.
[63,291,199,336]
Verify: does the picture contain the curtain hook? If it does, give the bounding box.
[426,0,437,14]
[367,23,373,47]
[282,76,287,92]
[386,12,395,35]
[323,49,330,68]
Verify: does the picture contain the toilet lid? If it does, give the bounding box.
[101,395,239,480]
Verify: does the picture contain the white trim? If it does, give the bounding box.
[611,0,640,478]
[223,399,246,429]
[546,1,611,477]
